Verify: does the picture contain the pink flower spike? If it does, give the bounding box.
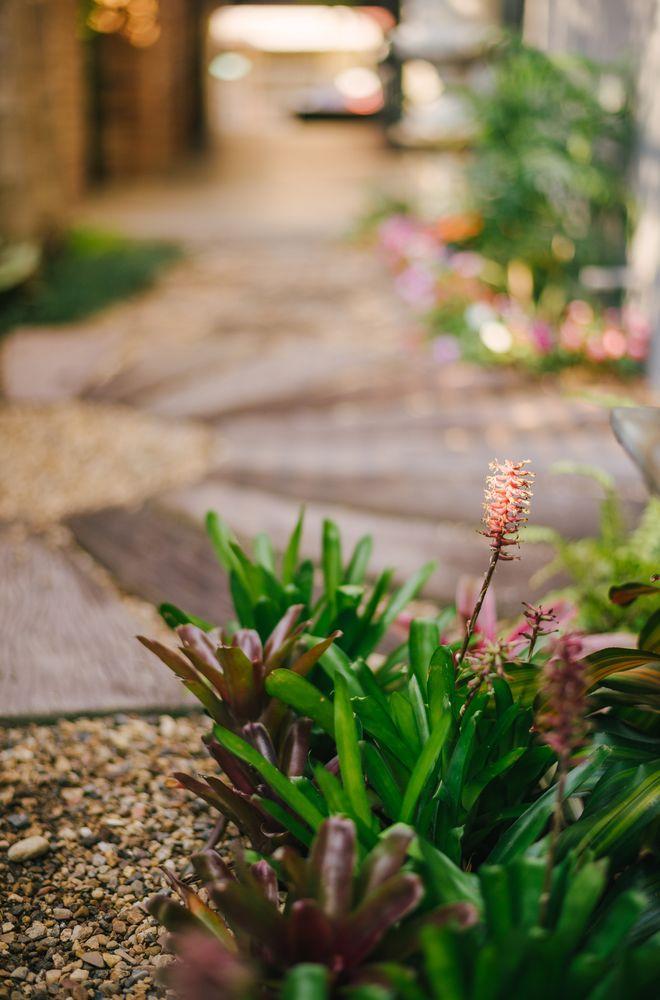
[481,460,534,558]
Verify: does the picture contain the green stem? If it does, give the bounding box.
[456,545,500,669]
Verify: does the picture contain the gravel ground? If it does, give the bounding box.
[0,713,213,998]
[0,402,217,526]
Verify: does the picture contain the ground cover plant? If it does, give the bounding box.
[0,227,181,334]
[139,459,659,998]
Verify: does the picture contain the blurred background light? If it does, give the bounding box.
[209,52,253,82]
[334,67,381,100]
[210,5,386,54]
[402,60,445,105]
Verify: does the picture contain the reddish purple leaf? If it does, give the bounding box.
[287,899,335,967]
[264,605,304,661]
[358,824,415,899]
[339,873,424,970]
[279,718,313,777]
[308,817,356,921]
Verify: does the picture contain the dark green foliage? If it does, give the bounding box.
[388,854,659,999]
[0,227,181,333]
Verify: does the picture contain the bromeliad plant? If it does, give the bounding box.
[140,457,659,999]
[160,508,436,661]
[148,818,476,998]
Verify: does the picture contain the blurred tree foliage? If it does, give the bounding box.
[464,39,634,306]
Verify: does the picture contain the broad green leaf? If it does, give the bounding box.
[265,670,335,735]
[409,619,440,698]
[229,570,256,629]
[313,763,352,815]
[345,535,373,585]
[408,675,430,745]
[570,762,660,858]
[361,743,403,819]
[421,925,465,1000]
[212,724,325,832]
[282,507,305,586]
[489,746,612,863]
[282,964,329,1000]
[294,559,315,608]
[415,838,482,909]
[444,708,482,813]
[253,532,275,573]
[479,865,513,943]
[158,602,215,632]
[205,511,240,575]
[254,796,312,848]
[322,519,343,603]
[390,691,421,754]
[508,856,546,927]
[552,859,608,948]
[379,562,436,628]
[399,714,451,823]
[335,674,373,829]
[462,748,527,812]
[428,647,456,724]
[357,706,418,782]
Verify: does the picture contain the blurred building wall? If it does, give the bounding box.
[0,0,208,247]
[524,0,660,384]
[0,0,86,243]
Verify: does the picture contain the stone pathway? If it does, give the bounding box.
[0,123,652,718]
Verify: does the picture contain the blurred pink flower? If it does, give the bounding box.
[456,575,498,642]
[432,335,461,364]
[394,265,437,311]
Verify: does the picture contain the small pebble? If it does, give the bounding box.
[81,951,105,968]
[7,835,50,862]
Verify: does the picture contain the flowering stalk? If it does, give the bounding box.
[461,639,511,715]
[457,460,534,668]
[537,634,589,924]
[521,602,558,660]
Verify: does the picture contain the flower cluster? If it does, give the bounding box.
[481,460,534,557]
[537,633,590,762]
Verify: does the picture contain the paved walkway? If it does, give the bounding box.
[0,122,651,718]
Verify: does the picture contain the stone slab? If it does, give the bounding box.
[0,529,193,719]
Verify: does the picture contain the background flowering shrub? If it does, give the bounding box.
[378,213,650,374]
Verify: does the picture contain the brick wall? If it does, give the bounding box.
[0,0,86,242]
[94,0,207,178]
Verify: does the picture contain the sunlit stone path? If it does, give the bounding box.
[0,125,650,717]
